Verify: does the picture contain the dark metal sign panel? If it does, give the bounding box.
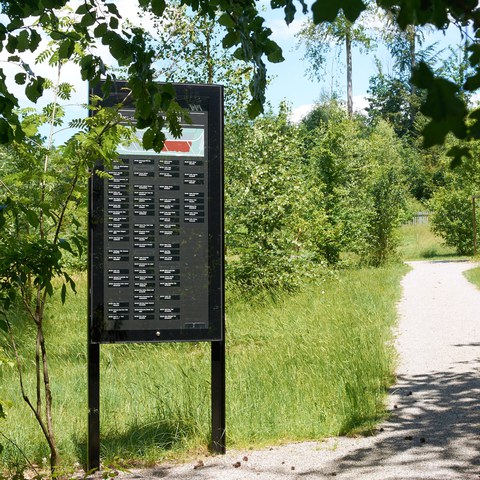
[89,82,224,343]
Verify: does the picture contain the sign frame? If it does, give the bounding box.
[89,81,224,344]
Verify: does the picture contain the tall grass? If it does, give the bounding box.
[0,264,407,469]
[398,224,457,260]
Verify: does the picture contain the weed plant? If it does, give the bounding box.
[0,265,407,470]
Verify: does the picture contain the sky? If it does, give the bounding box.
[0,1,468,134]
[261,5,466,121]
[263,5,373,120]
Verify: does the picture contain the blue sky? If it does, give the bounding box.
[261,6,467,120]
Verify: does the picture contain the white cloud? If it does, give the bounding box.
[289,96,369,123]
[289,103,315,123]
[353,95,369,113]
[268,18,305,42]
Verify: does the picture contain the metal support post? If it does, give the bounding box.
[87,342,100,471]
[211,340,226,453]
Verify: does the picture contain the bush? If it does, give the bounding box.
[225,105,329,291]
[430,189,475,255]
[429,139,480,255]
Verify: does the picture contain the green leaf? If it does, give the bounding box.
[412,63,468,146]
[45,281,54,297]
[151,0,165,15]
[16,30,29,52]
[29,29,41,52]
[14,73,26,85]
[341,0,366,22]
[58,39,75,59]
[284,0,296,24]
[6,34,18,54]
[25,209,39,227]
[0,317,7,333]
[218,13,235,28]
[94,23,108,38]
[247,98,263,119]
[25,77,45,103]
[222,31,240,49]
[233,47,245,61]
[106,3,120,16]
[265,40,284,63]
[71,236,84,257]
[109,17,119,29]
[161,83,175,98]
[61,283,67,304]
[58,238,74,254]
[75,4,90,14]
[464,72,480,92]
[311,0,365,23]
[447,146,471,168]
[411,61,434,89]
[80,11,96,28]
[79,54,94,80]
[142,127,154,150]
[0,404,6,419]
[311,0,341,23]
[0,119,14,144]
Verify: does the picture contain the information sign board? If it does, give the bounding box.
[89,82,224,343]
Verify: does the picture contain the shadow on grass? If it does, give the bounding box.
[74,418,199,470]
[419,251,467,260]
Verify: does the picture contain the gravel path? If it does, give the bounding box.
[120,260,480,480]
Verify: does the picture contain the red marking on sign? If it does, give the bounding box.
[162,140,193,153]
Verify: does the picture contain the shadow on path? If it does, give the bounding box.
[311,364,480,479]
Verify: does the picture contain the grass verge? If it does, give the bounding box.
[0,264,407,470]
[464,265,480,289]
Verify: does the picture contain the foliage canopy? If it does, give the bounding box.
[0,0,479,160]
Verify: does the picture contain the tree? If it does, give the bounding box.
[225,104,328,292]
[0,0,284,147]
[135,1,253,118]
[429,137,480,255]
[296,11,373,116]
[0,0,479,161]
[0,20,134,470]
[360,121,409,265]
[305,102,371,263]
[367,64,422,138]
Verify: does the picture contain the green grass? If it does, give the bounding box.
[0,265,407,471]
[398,224,457,260]
[464,265,480,289]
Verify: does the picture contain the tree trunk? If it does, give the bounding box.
[38,325,60,471]
[346,27,353,117]
[206,24,213,84]
[407,25,416,95]
[407,25,416,129]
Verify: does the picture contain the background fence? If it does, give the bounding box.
[408,211,431,225]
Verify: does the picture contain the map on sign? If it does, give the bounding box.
[118,128,205,157]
